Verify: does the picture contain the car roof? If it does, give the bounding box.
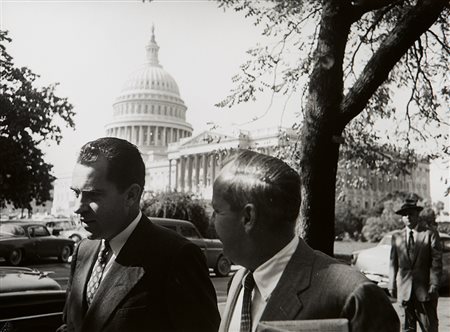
[149,217,194,227]
[0,222,47,227]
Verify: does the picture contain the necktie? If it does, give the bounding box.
[86,240,110,306]
[408,230,415,258]
[240,272,255,332]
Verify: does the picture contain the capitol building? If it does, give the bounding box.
[51,28,431,217]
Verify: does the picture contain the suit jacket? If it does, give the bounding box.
[389,227,442,303]
[220,238,399,332]
[64,214,220,332]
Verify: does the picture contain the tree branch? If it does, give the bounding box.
[339,0,447,128]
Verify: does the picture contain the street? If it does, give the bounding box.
[22,260,450,331]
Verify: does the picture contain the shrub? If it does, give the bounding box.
[141,191,210,237]
[361,201,403,242]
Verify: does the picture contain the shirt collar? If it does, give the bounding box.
[109,210,142,256]
[251,236,299,302]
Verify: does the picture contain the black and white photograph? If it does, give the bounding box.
[1,1,449,331]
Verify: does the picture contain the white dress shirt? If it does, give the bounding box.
[101,210,142,280]
[228,236,299,332]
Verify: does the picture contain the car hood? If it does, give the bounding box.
[0,267,61,293]
[354,244,391,277]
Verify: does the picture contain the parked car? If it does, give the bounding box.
[0,266,65,331]
[0,222,75,266]
[44,219,77,234]
[59,225,91,243]
[352,230,450,290]
[150,217,232,277]
[0,266,61,293]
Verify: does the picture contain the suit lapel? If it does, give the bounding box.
[83,262,145,331]
[82,217,147,331]
[71,239,101,315]
[411,230,425,266]
[261,238,312,321]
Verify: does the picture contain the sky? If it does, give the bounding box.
[1,0,448,208]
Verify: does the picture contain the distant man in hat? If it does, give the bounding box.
[389,194,443,332]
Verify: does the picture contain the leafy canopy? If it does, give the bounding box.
[0,30,75,210]
[217,0,449,179]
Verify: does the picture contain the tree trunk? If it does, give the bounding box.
[298,1,352,256]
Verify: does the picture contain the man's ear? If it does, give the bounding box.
[242,203,257,233]
[125,184,142,207]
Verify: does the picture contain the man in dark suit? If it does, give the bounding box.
[60,137,220,332]
[213,150,399,332]
[389,195,442,332]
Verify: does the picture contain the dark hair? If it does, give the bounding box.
[214,150,301,225]
[77,137,145,194]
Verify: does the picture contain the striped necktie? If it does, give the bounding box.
[86,240,110,306]
[240,272,255,332]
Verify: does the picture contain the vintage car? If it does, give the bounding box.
[150,217,232,277]
[44,219,77,234]
[59,225,91,243]
[0,222,75,266]
[0,266,65,331]
[352,230,450,290]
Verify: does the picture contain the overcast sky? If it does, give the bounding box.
[1,0,448,207]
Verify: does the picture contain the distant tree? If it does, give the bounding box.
[369,191,413,216]
[0,30,75,211]
[141,191,210,237]
[362,200,403,242]
[335,201,366,239]
[218,1,449,255]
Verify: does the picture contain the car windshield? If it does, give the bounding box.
[0,224,26,236]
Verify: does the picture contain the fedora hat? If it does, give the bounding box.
[395,195,423,216]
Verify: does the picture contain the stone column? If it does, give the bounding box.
[194,154,200,191]
[180,156,186,191]
[168,159,172,190]
[211,153,216,182]
[187,156,193,192]
[131,126,136,144]
[162,127,166,146]
[155,127,159,146]
[139,126,144,146]
[147,126,151,145]
[203,154,208,187]
[175,158,179,190]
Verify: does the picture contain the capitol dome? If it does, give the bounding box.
[105,26,193,153]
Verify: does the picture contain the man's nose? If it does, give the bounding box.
[73,194,87,214]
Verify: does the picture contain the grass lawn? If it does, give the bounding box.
[334,240,378,264]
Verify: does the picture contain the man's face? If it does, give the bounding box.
[71,157,130,240]
[402,210,420,229]
[212,182,247,265]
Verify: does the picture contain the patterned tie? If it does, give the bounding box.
[408,230,415,259]
[240,272,255,332]
[86,240,110,306]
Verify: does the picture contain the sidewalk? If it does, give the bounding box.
[392,295,450,331]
